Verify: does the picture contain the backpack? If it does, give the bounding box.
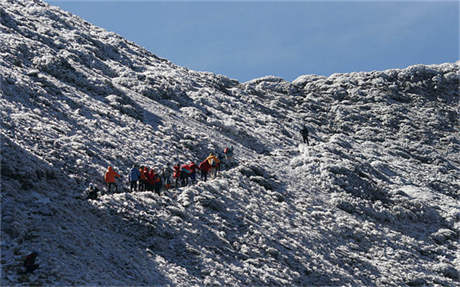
[87,185,99,200]
[182,166,192,174]
[224,147,233,156]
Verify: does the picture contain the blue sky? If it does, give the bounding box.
[47,1,459,82]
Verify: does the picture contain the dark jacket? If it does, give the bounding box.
[129,167,140,182]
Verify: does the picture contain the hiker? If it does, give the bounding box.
[180,163,192,186]
[153,168,162,195]
[206,153,220,178]
[173,163,181,188]
[300,125,310,145]
[104,166,121,193]
[224,146,233,161]
[86,184,99,200]
[187,161,199,184]
[128,165,140,192]
[199,158,211,182]
[216,154,223,173]
[139,166,147,192]
[162,164,172,190]
[147,168,155,192]
[23,252,39,274]
[221,146,234,170]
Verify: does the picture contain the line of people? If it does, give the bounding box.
[101,147,234,197]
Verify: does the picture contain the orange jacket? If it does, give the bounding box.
[140,167,147,181]
[104,166,120,183]
[206,154,220,167]
[154,173,161,183]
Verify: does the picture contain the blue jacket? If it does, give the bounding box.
[129,167,140,182]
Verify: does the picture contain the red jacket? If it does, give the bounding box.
[199,160,211,172]
[173,165,181,178]
[147,170,155,185]
[188,162,199,173]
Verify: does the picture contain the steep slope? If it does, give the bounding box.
[1,0,459,286]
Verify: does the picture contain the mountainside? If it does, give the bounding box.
[1,0,459,286]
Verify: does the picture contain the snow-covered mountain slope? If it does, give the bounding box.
[1,0,459,285]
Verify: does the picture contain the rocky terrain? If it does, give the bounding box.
[1,0,459,286]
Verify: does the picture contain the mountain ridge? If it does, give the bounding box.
[1,0,459,286]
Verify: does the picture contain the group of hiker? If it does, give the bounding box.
[99,147,234,197]
[95,126,310,199]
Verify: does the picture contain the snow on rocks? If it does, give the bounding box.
[1,0,459,286]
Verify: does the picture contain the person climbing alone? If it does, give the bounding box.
[300,125,310,145]
[104,166,121,193]
[128,165,140,192]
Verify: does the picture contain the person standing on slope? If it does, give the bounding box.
[300,125,310,145]
[224,146,233,161]
[139,166,147,192]
[187,161,199,184]
[153,168,162,195]
[104,166,121,193]
[206,153,220,178]
[128,165,140,192]
[147,168,155,192]
[223,146,234,169]
[199,158,211,182]
[180,163,192,186]
[162,164,173,190]
[173,163,181,188]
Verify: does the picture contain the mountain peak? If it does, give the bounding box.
[1,0,459,285]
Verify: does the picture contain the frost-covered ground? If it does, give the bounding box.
[1,0,459,286]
